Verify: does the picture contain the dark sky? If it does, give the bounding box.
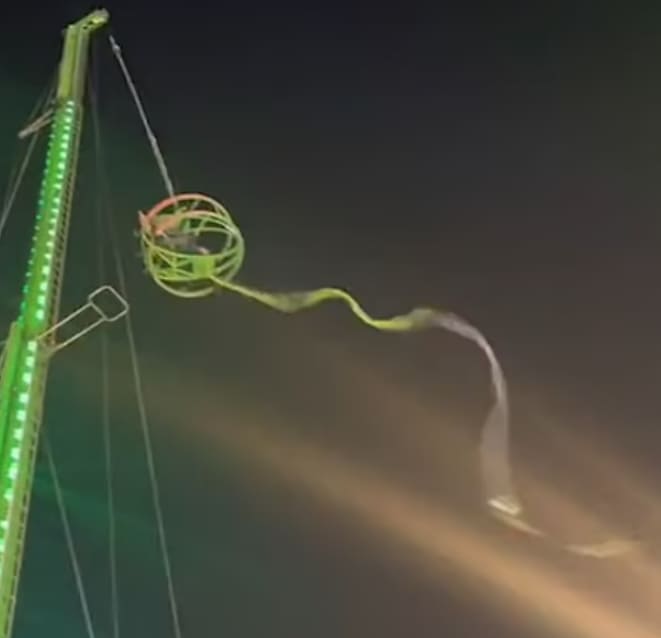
[2,1,661,637]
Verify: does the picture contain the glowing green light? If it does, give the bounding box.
[35,309,45,321]
[8,467,17,481]
[15,410,26,423]
[21,372,32,385]
[10,449,19,462]
[27,340,37,352]
[17,393,28,405]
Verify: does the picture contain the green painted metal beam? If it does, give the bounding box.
[0,9,108,637]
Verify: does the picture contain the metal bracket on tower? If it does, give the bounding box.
[38,285,128,354]
[18,109,55,140]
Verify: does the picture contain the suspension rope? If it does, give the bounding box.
[90,67,184,638]
[44,437,98,638]
[100,310,119,638]
[0,73,56,241]
[111,179,185,638]
[90,47,120,638]
[0,134,38,241]
[108,34,175,199]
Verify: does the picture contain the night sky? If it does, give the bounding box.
[2,1,661,636]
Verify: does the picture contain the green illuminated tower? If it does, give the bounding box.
[0,9,109,636]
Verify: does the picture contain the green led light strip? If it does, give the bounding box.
[21,101,77,331]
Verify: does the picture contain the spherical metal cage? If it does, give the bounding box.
[138,193,245,298]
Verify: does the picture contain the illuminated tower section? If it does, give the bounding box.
[0,10,109,637]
